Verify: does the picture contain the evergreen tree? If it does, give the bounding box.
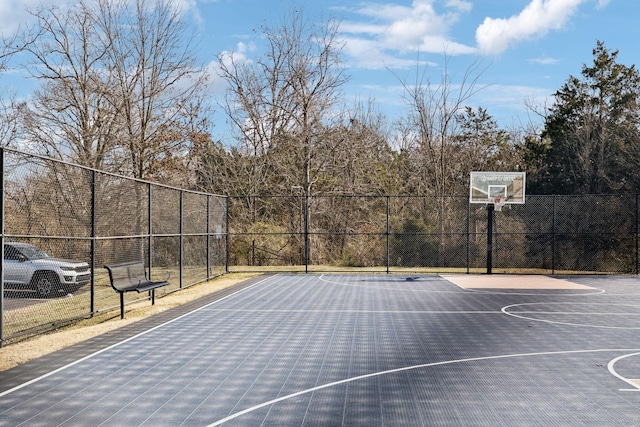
[530,41,640,194]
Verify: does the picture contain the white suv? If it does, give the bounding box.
[3,242,91,297]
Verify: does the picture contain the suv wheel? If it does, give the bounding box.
[31,272,60,297]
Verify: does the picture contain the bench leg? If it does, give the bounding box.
[151,289,155,305]
[120,292,125,319]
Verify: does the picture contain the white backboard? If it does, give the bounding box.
[469,172,526,204]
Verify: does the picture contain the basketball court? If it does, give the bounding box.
[1,273,640,426]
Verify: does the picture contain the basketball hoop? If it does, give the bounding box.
[493,195,505,211]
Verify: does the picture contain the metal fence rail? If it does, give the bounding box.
[227,194,639,275]
[0,148,227,344]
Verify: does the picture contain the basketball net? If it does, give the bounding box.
[493,195,505,211]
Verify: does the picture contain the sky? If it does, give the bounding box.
[1,0,639,141]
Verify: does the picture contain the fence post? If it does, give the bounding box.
[225,196,230,273]
[634,193,640,274]
[179,190,184,288]
[304,194,309,273]
[90,169,96,315]
[552,195,556,274]
[206,195,211,279]
[386,196,390,274]
[486,204,494,274]
[0,147,4,346]
[148,183,153,280]
[466,199,470,274]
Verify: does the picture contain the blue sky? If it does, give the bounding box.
[2,0,639,139]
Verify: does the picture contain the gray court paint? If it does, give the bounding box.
[207,348,640,426]
[3,274,636,423]
[0,275,278,398]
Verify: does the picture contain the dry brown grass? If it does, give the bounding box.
[0,273,260,372]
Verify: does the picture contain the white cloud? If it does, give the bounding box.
[353,2,421,22]
[528,55,560,65]
[339,22,386,36]
[208,41,255,95]
[341,0,475,69]
[445,0,473,13]
[475,0,587,56]
[341,36,435,70]
[217,41,254,71]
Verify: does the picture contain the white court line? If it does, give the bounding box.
[0,275,278,398]
[512,311,640,316]
[208,348,640,426]
[502,302,640,329]
[608,352,640,391]
[208,308,502,314]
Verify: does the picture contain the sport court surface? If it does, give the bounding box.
[1,273,640,426]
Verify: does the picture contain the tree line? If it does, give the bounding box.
[2,0,640,201]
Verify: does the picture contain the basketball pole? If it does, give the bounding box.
[487,203,494,274]
[470,171,525,274]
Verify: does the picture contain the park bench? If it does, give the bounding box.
[104,261,170,319]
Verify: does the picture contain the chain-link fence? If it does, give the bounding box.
[2,148,638,344]
[0,148,227,344]
[228,194,640,274]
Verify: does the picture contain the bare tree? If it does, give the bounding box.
[0,95,24,149]
[318,99,397,194]
[20,1,119,169]
[103,0,208,180]
[19,0,209,179]
[217,8,349,199]
[0,25,38,148]
[392,55,489,267]
[393,55,488,196]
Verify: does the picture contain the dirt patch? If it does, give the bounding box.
[0,273,260,372]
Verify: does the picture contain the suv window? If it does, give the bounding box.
[4,245,23,261]
[17,246,49,260]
